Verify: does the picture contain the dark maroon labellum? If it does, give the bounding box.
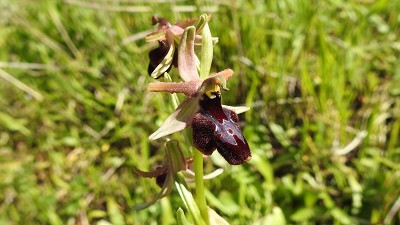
[148,42,169,76]
[147,41,178,78]
[155,172,167,188]
[192,93,251,165]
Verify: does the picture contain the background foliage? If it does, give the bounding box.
[0,0,399,224]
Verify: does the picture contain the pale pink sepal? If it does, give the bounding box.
[147,81,200,97]
[178,26,201,83]
[168,25,184,37]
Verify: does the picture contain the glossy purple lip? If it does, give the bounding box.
[192,93,251,165]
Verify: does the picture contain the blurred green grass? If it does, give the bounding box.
[0,0,399,224]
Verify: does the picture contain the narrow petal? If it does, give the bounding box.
[150,43,175,79]
[222,105,250,114]
[183,168,224,182]
[149,97,200,141]
[133,166,167,178]
[178,26,201,83]
[174,17,198,28]
[209,69,234,80]
[147,81,200,97]
[133,172,174,210]
[145,29,167,42]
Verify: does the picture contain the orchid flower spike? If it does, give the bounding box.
[146,15,251,165]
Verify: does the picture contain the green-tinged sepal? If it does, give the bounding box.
[200,21,213,80]
[178,26,201,82]
[166,140,187,174]
[149,97,200,141]
[194,14,208,34]
[145,29,167,42]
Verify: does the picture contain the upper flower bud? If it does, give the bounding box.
[145,14,216,79]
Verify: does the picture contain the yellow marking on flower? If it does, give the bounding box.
[204,76,228,99]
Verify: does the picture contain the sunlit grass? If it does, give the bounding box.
[0,0,399,224]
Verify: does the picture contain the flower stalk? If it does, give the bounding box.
[193,149,209,224]
[194,14,213,224]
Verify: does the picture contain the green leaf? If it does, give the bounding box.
[251,154,274,187]
[290,207,319,222]
[269,122,291,147]
[0,111,31,136]
[106,198,125,225]
[208,207,229,225]
[88,210,107,219]
[330,207,354,225]
[252,207,286,225]
[175,182,206,225]
[348,175,362,214]
[204,190,239,216]
[177,208,193,225]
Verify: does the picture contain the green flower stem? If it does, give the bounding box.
[184,128,208,224]
[194,15,212,224]
[193,149,209,225]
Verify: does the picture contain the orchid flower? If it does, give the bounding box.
[134,140,223,210]
[147,15,251,165]
[146,15,217,79]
